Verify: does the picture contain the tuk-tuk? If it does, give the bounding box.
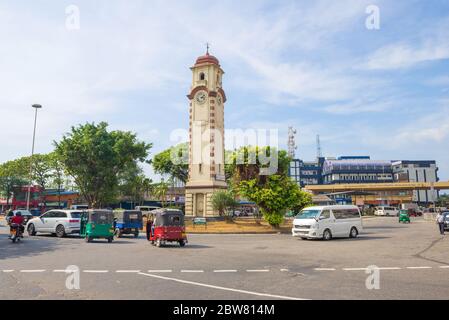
[80,210,115,243]
[113,210,143,238]
[398,209,411,223]
[146,209,187,247]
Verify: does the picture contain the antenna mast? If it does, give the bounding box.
[316,134,322,159]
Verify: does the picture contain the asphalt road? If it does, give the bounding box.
[1,216,449,300]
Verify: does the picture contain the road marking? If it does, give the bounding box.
[20,270,46,273]
[378,267,402,270]
[53,270,69,273]
[2,270,14,273]
[406,266,432,269]
[314,268,336,271]
[280,269,289,272]
[439,266,449,269]
[116,270,141,273]
[147,270,173,273]
[343,268,368,271]
[83,270,109,273]
[138,272,306,300]
[247,269,270,273]
[181,270,204,273]
[213,270,238,273]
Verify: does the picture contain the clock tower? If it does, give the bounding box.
[185,50,227,217]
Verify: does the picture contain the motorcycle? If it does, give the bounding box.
[9,223,24,243]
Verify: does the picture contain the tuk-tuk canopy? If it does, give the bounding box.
[150,209,184,227]
[87,210,114,224]
[113,210,142,223]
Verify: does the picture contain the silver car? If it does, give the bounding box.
[26,210,82,238]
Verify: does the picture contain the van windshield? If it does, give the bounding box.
[296,209,321,219]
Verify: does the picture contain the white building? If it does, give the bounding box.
[392,160,439,204]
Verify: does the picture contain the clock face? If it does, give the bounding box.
[196,91,207,104]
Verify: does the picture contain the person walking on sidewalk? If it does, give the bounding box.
[436,212,445,235]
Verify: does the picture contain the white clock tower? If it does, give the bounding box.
[185,50,227,217]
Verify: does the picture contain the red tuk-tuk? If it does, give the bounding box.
[146,209,187,247]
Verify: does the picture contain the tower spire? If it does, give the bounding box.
[206,42,210,55]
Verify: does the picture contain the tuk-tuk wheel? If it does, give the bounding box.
[86,236,93,243]
[108,237,113,243]
[115,228,122,238]
[134,230,139,238]
[156,238,161,247]
[179,240,186,247]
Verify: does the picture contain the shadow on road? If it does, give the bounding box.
[0,233,62,261]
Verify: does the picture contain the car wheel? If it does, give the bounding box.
[27,224,37,236]
[349,227,358,238]
[156,238,161,247]
[56,225,66,238]
[323,229,332,241]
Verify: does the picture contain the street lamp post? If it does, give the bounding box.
[26,104,42,211]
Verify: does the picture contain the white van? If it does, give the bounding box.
[292,205,363,240]
[374,206,398,216]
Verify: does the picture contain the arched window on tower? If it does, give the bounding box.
[199,72,205,81]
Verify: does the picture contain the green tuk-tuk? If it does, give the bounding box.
[80,210,115,243]
[398,209,411,224]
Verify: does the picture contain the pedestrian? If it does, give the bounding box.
[436,211,445,235]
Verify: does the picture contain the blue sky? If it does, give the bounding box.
[0,0,448,180]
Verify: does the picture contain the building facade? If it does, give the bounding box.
[392,160,439,204]
[185,51,227,217]
[322,158,393,184]
[289,158,324,187]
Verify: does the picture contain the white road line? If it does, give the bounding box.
[147,270,173,273]
[83,270,109,273]
[280,269,289,272]
[181,270,204,273]
[116,270,141,273]
[213,270,238,273]
[2,270,14,273]
[439,266,449,269]
[247,269,270,273]
[406,266,432,269]
[343,268,368,271]
[53,270,69,273]
[20,270,46,273]
[138,272,306,300]
[378,267,402,270]
[314,268,336,271]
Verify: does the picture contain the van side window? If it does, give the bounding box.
[320,210,331,219]
[333,210,346,219]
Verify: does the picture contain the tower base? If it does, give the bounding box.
[185,185,228,217]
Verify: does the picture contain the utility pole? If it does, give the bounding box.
[26,104,42,211]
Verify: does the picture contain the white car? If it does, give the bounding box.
[26,210,82,238]
[5,210,33,224]
[374,206,399,217]
[292,205,363,240]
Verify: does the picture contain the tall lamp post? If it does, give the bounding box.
[26,104,42,211]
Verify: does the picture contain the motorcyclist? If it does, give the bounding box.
[9,212,25,239]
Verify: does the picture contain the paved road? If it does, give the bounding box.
[1,217,448,300]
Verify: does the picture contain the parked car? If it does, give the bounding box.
[5,210,33,224]
[292,205,363,240]
[374,206,399,217]
[26,210,82,238]
[135,206,161,217]
[70,204,89,210]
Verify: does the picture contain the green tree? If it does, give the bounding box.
[0,160,27,208]
[118,163,152,207]
[153,181,169,207]
[152,143,189,184]
[239,175,308,228]
[54,122,152,208]
[211,190,238,221]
